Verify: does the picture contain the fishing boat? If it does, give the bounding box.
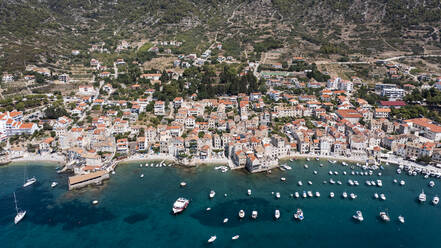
[295,192,300,198]
[251,210,258,219]
[13,192,26,224]
[223,218,229,223]
[51,182,58,188]
[419,190,426,203]
[380,194,386,201]
[432,196,439,205]
[209,190,216,199]
[208,236,216,243]
[379,212,390,222]
[238,210,245,219]
[329,192,335,198]
[247,189,252,196]
[275,192,281,199]
[232,235,240,240]
[429,181,435,187]
[180,182,187,187]
[342,192,348,198]
[294,209,304,221]
[172,198,189,214]
[274,209,280,219]
[352,211,363,222]
[398,215,405,224]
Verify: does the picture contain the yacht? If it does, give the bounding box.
[180,182,187,187]
[294,192,300,198]
[223,218,229,223]
[247,189,252,196]
[342,192,348,198]
[432,196,439,205]
[298,181,303,186]
[380,194,386,201]
[329,192,335,198]
[51,182,58,188]
[172,198,189,214]
[374,193,379,199]
[208,236,217,243]
[294,209,304,221]
[379,212,390,222]
[13,192,26,224]
[419,190,427,203]
[209,190,216,199]
[238,210,245,219]
[400,180,405,186]
[398,215,405,224]
[274,209,280,220]
[275,192,281,199]
[232,235,240,240]
[315,192,320,197]
[377,180,383,187]
[307,191,313,197]
[429,181,435,187]
[251,210,258,219]
[352,211,363,222]
[350,193,357,199]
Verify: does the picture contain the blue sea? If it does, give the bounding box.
[1,160,441,248]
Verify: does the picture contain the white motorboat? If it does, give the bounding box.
[206,208,211,211]
[172,198,189,214]
[377,180,383,187]
[92,200,99,205]
[400,180,405,186]
[419,190,426,203]
[139,163,143,167]
[308,181,312,185]
[251,210,258,219]
[315,157,319,161]
[329,171,333,175]
[380,194,386,201]
[429,181,435,187]
[281,177,286,182]
[13,192,26,224]
[352,211,363,222]
[283,164,292,170]
[350,193,357,199]
[294,208,304,221]
[342,162,348,166]
[380,212,390,222]
[366,181,372,186]
[343,171,347,175]
[140,174,144,178]
[274,209,280,219]
[239,210,245,219]
[329,192,335,198]
[337,181,342,185]
[313,170,318,175]
[302,191,307,198]
[393,179,398,183]
[342,192,348,198]
[275,192,281,199]
[315,192,320,197]
[307,191,313,197]
[398,215,405,224]
[397,169,402,174]
[306,158,311,161]
[208,236,217,243]
[180,182,187,187]
[371,181,376,186]
[334,171,339,175]
[304,164,309,169]
[295,192,300,198]
[223,218,229,223]
[23,177,37,188]
[354,180,359,186]
[232,235,240,240]
[209,190,216,199]
[298,181,303,186]
[432,196,439,205]
[329,179,335,184]
[374,193,379,199]
[51,182,58,188]
[247,189,252,196]
[348,179,354,186]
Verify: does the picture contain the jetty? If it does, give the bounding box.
[68,170,109,190]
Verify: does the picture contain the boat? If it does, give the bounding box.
[393,179,398,183]
[209,190,216,199]
[334,171,339,175]
[251,210,258,219]
[354,180,359,186]
[247,189,252,196]
[294,208,304,221]
[294,192,300,198]
[419,190,426,203]
[366,180,372,186]
[315,157,319,161]
[281,177,286,182]
[377,180,383,187]
[298,181,303,186]
[140,174,144,178]
[315,192,320,197]
[206,207,211,211]
[329,179,335,184]
[208,236,216,243]
[329,171,333,175]
[337,181,342,185]
[304,164,309,169]
[92,200,99,205]
[397,169,402,174]
[13,192,26,224]
[223,218,229,223]
[172,198,189,214]
[308,181,312,185]
[23,177,37,188]
[313,170,318,175]
[180,182,187,187]
[302,191,307,198]
[350,193,357,199]
[232,235,240,240]
[275,192,281,199]
[432,196,439,205]
[329,192,334,198]
[283,164,292,170]
[380,194,386,201]
[374,193,379,199]
[343,171,347,175]
[51,182,58,188]
[400,180,405,186]
[379,212,390,222]
[353,211,363,222]
[238,210,245,219]
[398,215,405,224]
[307,191,313,197]
[342,162,348,166]
[306,158,311,161]
[140,163,143,167]
[348,179,354,186]
[274,209,280,219]
[342,192,348,198]
[429,181,435,187]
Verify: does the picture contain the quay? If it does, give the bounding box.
[68,170,109,190]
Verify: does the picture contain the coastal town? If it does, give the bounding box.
[1,40,441,190]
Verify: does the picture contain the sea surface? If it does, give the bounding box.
[1,160,441,248]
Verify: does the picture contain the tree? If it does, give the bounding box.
[44,106,68,119]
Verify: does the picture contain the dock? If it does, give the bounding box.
[68,170,109,190]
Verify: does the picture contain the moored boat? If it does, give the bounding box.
[251,210,258,219]
[329,192,335,198]
[294,208,304,221]
[419,190,426,203]
[398,215,405,224]
[274,209,280,219]
[239,210,245,219]
[13,192,26,224]
[208,236,217,243]
[432,196,439,205]
[379,212,390,222]
[172,198,189,214]
[232,235,240,240]
[51,182,58,188]
[352,211,363,222]
[209,190,216,199]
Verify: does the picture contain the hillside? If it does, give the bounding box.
[1,0,440,71]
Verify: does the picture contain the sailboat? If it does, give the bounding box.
[13,192,26,224]
[23,164,36,188]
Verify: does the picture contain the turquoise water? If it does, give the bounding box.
[1,160,441,248]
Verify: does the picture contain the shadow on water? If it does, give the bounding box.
[124,213,149,224]
[191,197,277,227]
[0,183,115,230]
